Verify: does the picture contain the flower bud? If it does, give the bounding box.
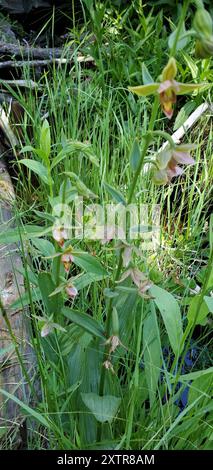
[195,37,213,58]
[193,8,213,39]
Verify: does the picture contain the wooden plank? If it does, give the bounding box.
[0,146,35,446]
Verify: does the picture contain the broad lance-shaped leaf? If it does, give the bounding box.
[51,141,99,169]
[130,138,141,172]
[81,393,121,423]
[142,62,154,84]
[10,287,41,310]
[0,389,51,429]
[40,118,51,161]
[150,285,183,356]
[187,295,211,326]
[64,172,97,199]
[73,252,108,276]
[38,272,63,315]
[31,237,55,257]
[168,22,189,52]
[143,302,162,407]
[73,272,109,290]
[104,182,126,205]
[19,159,52,185]
[170,366,213,383]
[62,307,105,339]
[0,224,51,245]
[188,370,212,407]
[204,295,213,313]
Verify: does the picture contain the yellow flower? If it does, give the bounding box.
[128,57,207,119]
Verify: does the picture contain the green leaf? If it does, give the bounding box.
[187,295,209,326]
[168,22,189,51]
[188,371,212,407]
[20,145,36,153]
[142,62,154,84]
[10,287,41,310]
[20,146,46,160]
[73,272,109,290]
[210,214,213,252]
[104,182,126,205]
[182,51,198,79]
[197,265,213,290]
[150,285,183,355]
[173,101,196,131]
[130,139,141,172]
[59,324,86,356]
[204,295,213,313]
[19,159,51,185]
[0,388,51,429]
[40,119,51,161]
[171,367,213,383]
[64,172,97,199]
[62,307,105,339]
[81,393,121,423]
[143,302,162,407]
[31,238,55,257]
[51,141,99,169]
[73,252,108,276]
[0,224,51,245]
[38,272,62,315]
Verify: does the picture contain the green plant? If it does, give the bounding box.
[0,0,212,451]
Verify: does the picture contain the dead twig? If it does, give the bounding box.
[0,56,94,69]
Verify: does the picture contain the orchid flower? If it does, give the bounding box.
[52,224,69,247]
[41,321,66,337]
[103,360,115,374]
[118,267,153,299]
[61,250,74,272]
[65,282,78,299]
[105,335,127,354]
[121,243,142,267]
[153,143,197,185]
[128,57,207,119]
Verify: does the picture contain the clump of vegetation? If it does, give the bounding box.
[0,0,212,450]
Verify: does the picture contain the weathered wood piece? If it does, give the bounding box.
[0,147,35,447]
[0,43,68,59]
[0,55,94,69]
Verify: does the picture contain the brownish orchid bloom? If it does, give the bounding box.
[128,57,208,119]
[152,143,197,185]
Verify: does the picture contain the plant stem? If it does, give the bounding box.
[194,0,204,8]
[170,0,191,57]
[151,130,176,148]
[97,96,159,442]
[125,300,144,448]
[127,135,151,204]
